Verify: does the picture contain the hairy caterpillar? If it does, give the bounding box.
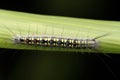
[13,35,98,49]
[1,23,110,50]
[13,32,110,50]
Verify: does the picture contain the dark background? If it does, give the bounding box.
[0,49,120,80]
[0,0,120,80]
[0,0,120,21]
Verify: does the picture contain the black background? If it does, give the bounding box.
[0,49,120,80]
[0,0,120,21]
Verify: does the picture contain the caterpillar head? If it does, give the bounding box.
[13,36,21,43]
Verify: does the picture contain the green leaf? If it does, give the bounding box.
[0,9,120,54]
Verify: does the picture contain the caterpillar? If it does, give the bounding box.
[1,23,110,50]
[13,33,109,49]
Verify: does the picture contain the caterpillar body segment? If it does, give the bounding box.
[13,35,98,49]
